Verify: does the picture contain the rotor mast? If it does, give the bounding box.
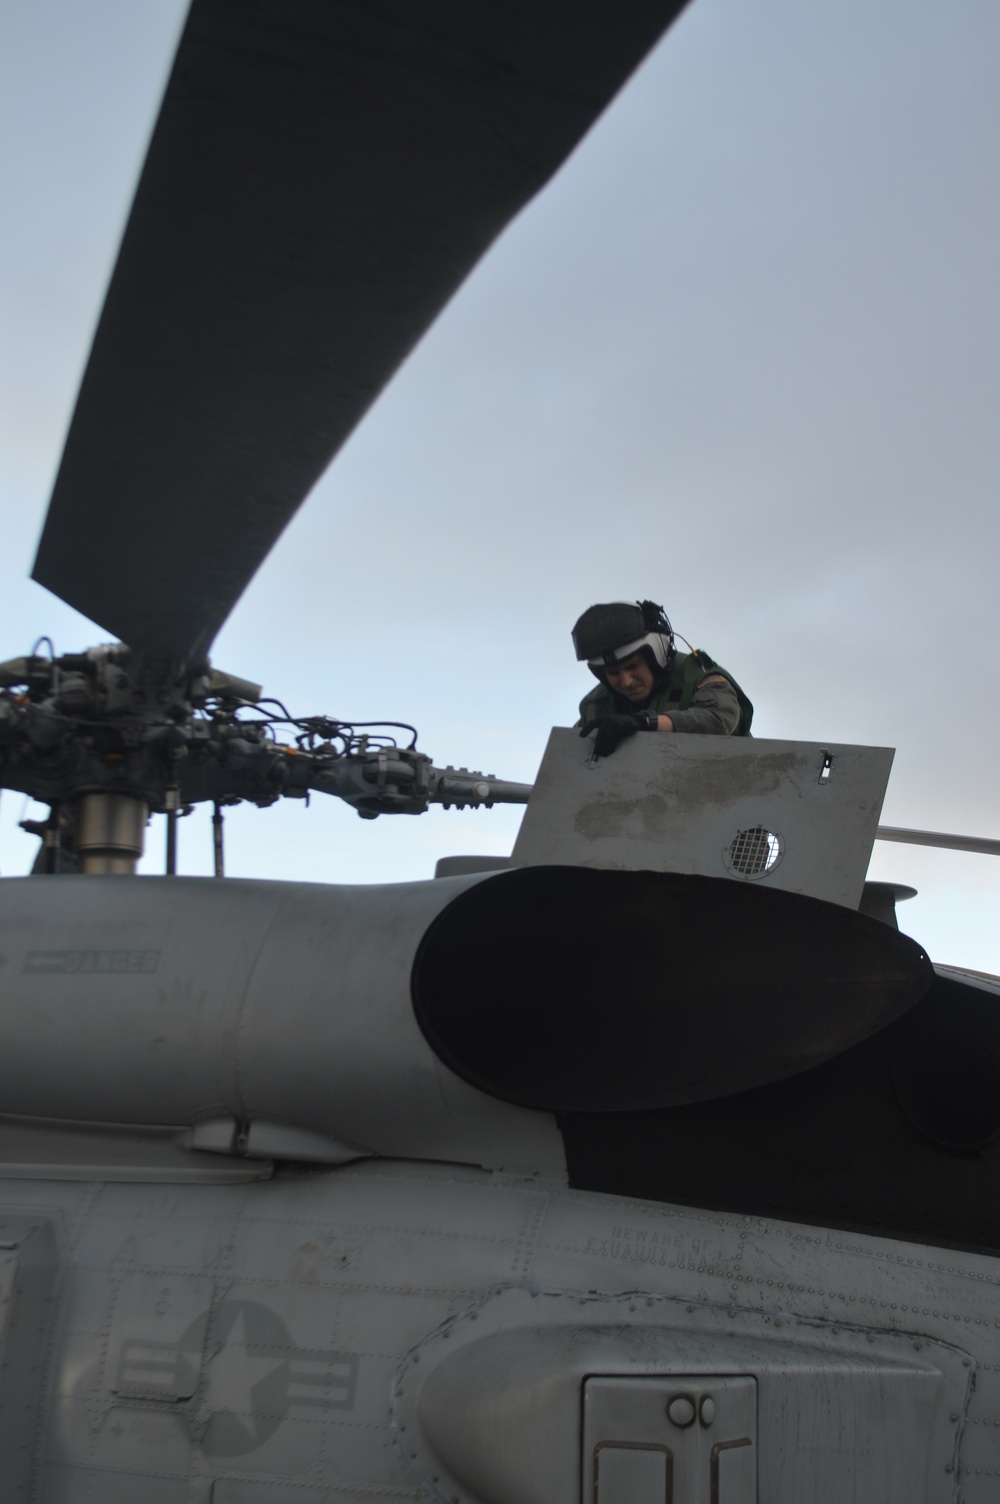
[74,793,148,876]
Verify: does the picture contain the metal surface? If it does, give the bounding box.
[416,1300,957,1504]
[512,732,894,909]
[0,1218,58,1504]
[859,880,918,928]
[74,792,147,876]
[0,1117,271,1183]
[0,951,992,1498]
[433,855,512,879]
[0,874,565,1176]
[0,1161,994,1502]
[32,0,689,663]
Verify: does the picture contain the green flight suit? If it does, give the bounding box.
[579,649,753,736]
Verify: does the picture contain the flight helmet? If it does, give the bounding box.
[572,600,675,681]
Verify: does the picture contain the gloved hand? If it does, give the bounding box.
[579,712,645,757]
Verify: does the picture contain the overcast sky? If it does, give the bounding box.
[2,0,999,970]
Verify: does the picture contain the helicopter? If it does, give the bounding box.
[2,2,1000,1503]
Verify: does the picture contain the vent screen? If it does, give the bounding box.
[724,826,782,878]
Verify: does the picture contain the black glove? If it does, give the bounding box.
[579,712,645,757]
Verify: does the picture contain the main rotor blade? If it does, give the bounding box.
[876,824,1000,857]
[33,0,690,663]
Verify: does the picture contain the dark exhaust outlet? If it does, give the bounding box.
[412,866,933,1112]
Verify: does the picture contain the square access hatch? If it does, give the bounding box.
[583,1375,757,1503]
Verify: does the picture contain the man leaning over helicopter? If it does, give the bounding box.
[573,600,753,757]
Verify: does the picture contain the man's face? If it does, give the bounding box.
[603,651,655,703]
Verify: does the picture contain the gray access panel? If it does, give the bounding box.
[411,1300,959,1504]
[584,1375,756,1503]
[511,731,894,909]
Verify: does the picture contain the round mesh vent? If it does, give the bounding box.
[724,825,783,878]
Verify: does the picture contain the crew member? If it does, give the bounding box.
[573,600,752,757]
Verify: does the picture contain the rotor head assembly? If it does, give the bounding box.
[0,641,528,875]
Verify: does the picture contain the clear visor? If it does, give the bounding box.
[587,634,651,670]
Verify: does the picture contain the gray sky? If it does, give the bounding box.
[2,0,999,969]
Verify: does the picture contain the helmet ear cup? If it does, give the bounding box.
[645,636,671,674]
[638,601,675,673]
